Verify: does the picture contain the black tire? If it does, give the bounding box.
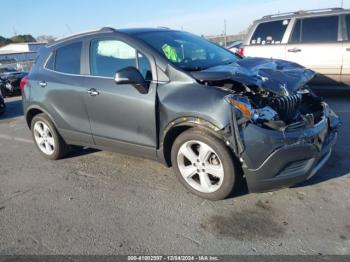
[30,113,69,160]
[0,87,8,98]
[171,128,236,200]
[0,101,5,116]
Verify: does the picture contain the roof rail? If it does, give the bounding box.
[262,7,344,19]
[51,27,116,45]
[99,27,116,32]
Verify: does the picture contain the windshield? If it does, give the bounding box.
[135,31,240,71]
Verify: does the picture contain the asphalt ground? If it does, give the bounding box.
[0,92,349,255]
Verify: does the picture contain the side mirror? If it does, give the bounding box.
[114,67,149,94]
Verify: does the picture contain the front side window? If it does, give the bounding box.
[90,39,152,80]
[301,16,339,43]
[54,42,82,74]
[250,19,290,45]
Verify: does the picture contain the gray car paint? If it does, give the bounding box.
[23,28,340,193]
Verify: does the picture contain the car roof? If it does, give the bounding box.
[255,7,350,23]
[50,27,180,46]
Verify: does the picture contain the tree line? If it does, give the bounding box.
[0,34,37,47]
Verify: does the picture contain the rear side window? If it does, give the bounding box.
[250,19,290,45]
[300,16,338,43]
[290,20,301,43]
[345,15,350,39]
[54,42,82,74]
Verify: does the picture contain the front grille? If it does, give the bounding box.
[270,94,302,121]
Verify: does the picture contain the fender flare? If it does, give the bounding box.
[161,116,225,146]
[159,116,234,166]
[25,105,58,129]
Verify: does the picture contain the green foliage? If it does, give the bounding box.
[0,36,12,47]
[0,34,36,47]
[10,34,36,43]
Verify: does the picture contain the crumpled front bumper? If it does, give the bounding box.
[238,106,340,193]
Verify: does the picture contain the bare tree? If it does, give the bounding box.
[36,35,56,43]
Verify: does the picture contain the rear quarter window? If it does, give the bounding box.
[45,53,55,70]
[250,19,290,45]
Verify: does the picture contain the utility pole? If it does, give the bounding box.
[341,0,344,8]
[224,19,227,48]
[65,24,73,34]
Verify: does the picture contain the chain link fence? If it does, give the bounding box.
[0,60,35,72]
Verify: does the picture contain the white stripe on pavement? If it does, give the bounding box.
[0,134,33,144]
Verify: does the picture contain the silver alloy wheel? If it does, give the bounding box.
[177,140,224,193]
[33,121,55,155]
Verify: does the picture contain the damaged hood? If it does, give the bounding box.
[190,57,316,96]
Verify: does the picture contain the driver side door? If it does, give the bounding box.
[83,38,157,158]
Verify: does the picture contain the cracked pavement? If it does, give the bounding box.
[0,93,349,255]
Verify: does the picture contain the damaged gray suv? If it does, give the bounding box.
[22,28,340,200]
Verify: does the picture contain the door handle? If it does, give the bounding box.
[39,81,47,88]
[87,88,99,96]
[346,48,350,51]
[288,48,301,53]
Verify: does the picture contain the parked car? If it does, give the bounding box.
[227,40,243,56]
[243,8,350,86]
[22,27,340,200]
[0,67,28,97]
[0,89,5,116]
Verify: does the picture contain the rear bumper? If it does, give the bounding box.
[240,107,340,193]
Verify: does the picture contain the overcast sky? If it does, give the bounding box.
[1,0,349,38]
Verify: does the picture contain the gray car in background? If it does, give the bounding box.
[22,27,340,200]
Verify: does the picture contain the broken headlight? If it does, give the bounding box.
[225,95,278,122]
[225,95,258,120]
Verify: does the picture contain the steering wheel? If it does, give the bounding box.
[182,57,193,64]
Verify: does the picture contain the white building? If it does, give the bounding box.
[0,42,47,70]
[0,42,46,62]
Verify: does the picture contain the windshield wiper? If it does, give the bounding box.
[181,66,208,72]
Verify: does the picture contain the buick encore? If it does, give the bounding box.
[22,27,340,200]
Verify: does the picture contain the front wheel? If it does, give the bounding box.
[31,114,68,160]
[171,128,236,200]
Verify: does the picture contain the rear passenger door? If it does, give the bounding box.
[245,19,291,59]
[285,16,342,84]
[39,41,94,145]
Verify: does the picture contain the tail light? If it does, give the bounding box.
[238,47,244,57]
[20,75,29,93]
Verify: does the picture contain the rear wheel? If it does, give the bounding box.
[0,100,5,116]
[0,87,8,98]
[31,114,68,160]
[171,128,236,200]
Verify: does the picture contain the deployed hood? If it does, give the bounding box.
[190,57,316,96]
